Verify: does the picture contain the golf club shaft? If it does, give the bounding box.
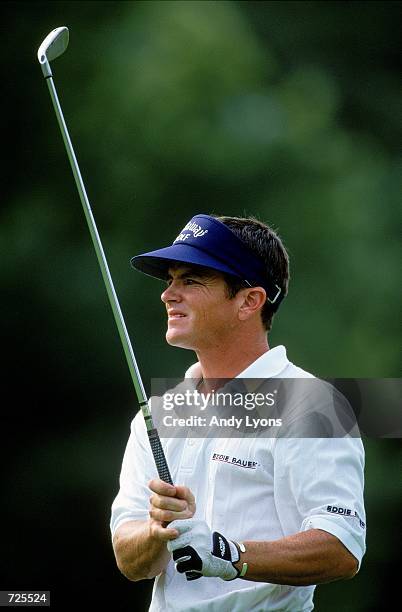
[43,72,173,485]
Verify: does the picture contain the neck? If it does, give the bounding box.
[195,332,269,384]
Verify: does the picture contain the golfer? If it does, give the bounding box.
[110,214,366,611]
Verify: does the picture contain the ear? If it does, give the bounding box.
[237,287,267,321]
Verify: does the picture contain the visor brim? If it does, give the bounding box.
[131,244,243,281]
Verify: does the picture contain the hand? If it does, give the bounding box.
[167,519,245,581]
[148,479,196,542]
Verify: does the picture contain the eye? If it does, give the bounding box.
[184,278,198,285]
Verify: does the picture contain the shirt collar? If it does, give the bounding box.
[236,345,289,379]
[184,345,289,387]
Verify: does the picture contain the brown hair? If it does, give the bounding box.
[216,215,290,332]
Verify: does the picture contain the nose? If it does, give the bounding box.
[161,281,182,304]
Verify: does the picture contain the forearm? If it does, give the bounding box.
[233,529,358,585]
[112,520,170,581]
[112,480,196,582]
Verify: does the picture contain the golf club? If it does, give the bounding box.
[37,26,173,485]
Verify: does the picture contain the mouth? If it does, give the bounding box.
[168,311,187,320]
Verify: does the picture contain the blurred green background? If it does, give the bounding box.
[2,1,401,609]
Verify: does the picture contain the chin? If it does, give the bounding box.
[166,330,196,350]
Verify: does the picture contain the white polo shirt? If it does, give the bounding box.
[110,346,366,612]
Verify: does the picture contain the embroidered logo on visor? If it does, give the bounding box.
[175,221,209,242]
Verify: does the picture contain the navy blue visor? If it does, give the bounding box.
[131,214,283,309]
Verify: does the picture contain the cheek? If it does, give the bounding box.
[190,306,209,327]
[199,299,237,329]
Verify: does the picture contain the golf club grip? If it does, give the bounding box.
[148,429,173,485]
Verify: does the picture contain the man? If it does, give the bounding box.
[110,214,366,611]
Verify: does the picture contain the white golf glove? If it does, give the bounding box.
[167,519,247,581]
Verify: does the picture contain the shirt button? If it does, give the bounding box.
[188,440,195,446]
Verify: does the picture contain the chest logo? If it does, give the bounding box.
[212,452,258,469]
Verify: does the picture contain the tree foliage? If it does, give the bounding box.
[2,1,401,609]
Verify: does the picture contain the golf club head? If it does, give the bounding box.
[37,27,69,77]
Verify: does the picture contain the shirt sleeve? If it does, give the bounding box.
[110,410,159,538]
[273,437,366,569]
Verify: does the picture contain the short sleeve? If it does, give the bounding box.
[110,411,159,538]
[273,437,366,569]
